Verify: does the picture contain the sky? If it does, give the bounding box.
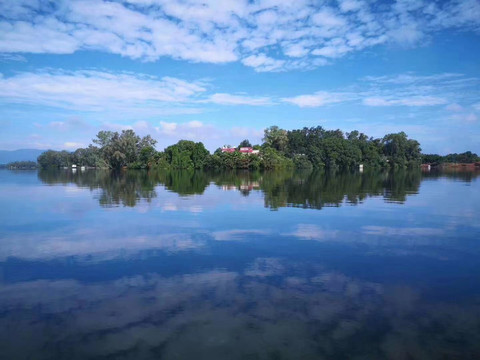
[0,0,479,154]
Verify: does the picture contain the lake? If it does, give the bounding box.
[0,168,479,359]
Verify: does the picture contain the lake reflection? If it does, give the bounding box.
[0,169,480,359]
[36,168,425,208]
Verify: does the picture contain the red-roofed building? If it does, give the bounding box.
[221,147,260,155]
[239,147,253,153]
[221,147,236,153]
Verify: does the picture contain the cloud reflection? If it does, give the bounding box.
[362,225,444,237]
[1,259,479,359]
[0,230,203,261]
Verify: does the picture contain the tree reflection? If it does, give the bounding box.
[37,168,479,209]
[155,169,210,196]
[38,169,157,207]
[261,169,422,210]
[422,167,480,182]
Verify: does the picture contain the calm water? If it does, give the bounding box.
[0,168,480,359]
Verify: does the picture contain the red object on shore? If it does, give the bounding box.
[239,147,253,153]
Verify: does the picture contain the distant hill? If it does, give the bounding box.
[0,149,45,164]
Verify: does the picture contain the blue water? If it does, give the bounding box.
[0,169,479,359]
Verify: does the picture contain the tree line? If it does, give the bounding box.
[0,161,38,170]
[422,151,480,165]
[36,126,428,170]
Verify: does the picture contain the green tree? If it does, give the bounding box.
[238,139,252,148]
[37,150,72,168]
[165,140,210,169]
[263,126,288,153]
[261,147,294,169]
[192,142,210,169]
[382,132,421,167]
[92,130,158,168]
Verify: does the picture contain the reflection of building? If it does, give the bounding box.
[221,181,261,193]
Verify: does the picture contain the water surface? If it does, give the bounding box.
[0,169,479,359]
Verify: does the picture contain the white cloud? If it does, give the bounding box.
[186,120,203,128]
[64,142,85,149]
[360,72,480,113]
[363,96,447,107]
[450,113,478,123]
[362,98,391,106]
[155,121,219,145]
[386,24,424,46]
[446,103,463,112]
[0,53,27,62]
[283,43,310,58]
[0,1,479,71]
[45,117,92,132]
[312,44,351,58]
[0,69,206,111]
[159,121,178,135]
[0,69,279,113]
[133,120,149,130]
[230,127,263,140]
[205,93,272,106]
[241,54,285,72]
[231,71,478,110]
[282,91,348,107]
[338,0,363,13]
[362,73,464,84]
[311,9,346,28]
[0,19,80,54]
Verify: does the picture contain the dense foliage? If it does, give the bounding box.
[36,126,427,170]
[422,151,480,164]
[38,130,157,169]
[282,127,421,169]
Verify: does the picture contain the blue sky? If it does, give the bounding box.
[0,0,479,154]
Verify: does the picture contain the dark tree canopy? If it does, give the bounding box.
[422,151,480,164]
[238,139,252,148]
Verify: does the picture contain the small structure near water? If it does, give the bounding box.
[221,147,236,153]
[222,147,260,155]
